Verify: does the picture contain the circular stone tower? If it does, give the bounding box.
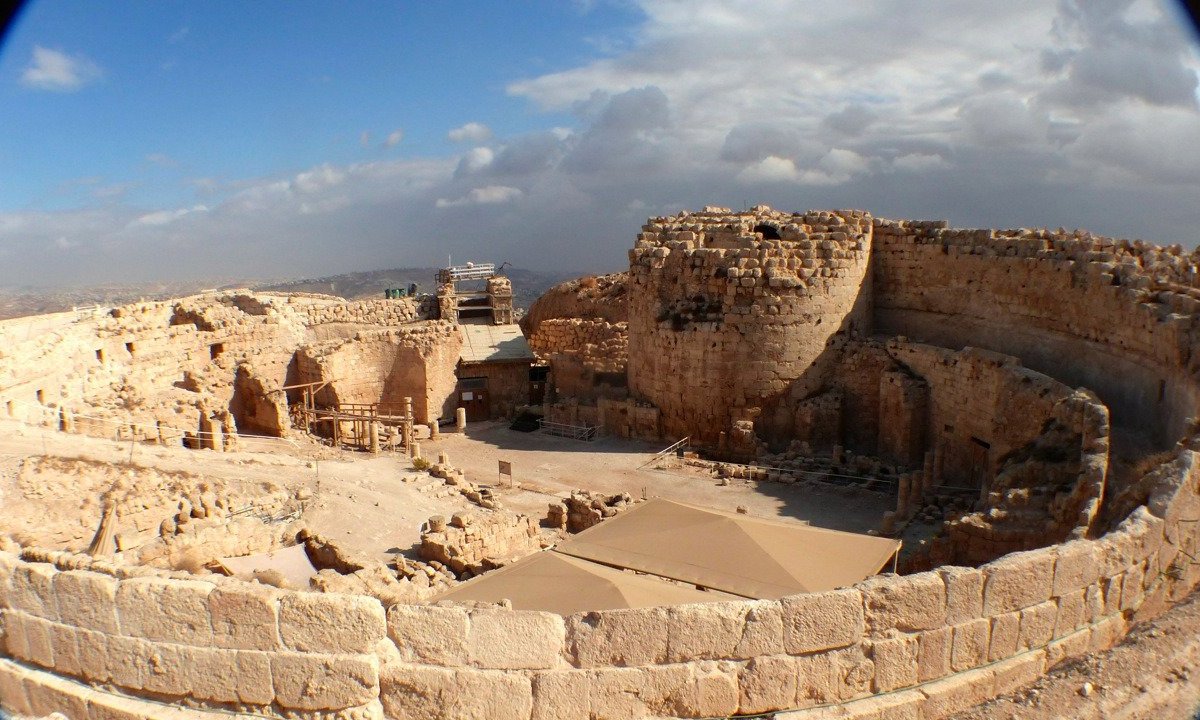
[626,206,873,447]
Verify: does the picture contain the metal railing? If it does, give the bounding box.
[638,436,690,469]
[537,418,597,441]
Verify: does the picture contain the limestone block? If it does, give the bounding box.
[830,646,876,701]
[13,613,55,669]
[736,601,785,657]
[782,589,864,654]
[47,621,82,677]
[448,668,536,720]
[467,608,565,670]
[794,651,838,706]
[272,652,380,711]
[917,627,951,683]
[1053,589,1086,639]
[739,656,799,714]
[861,572,946,635]
[992,649,1046,697]
[387,603,469,665]
[918,664,995,719]
[982,550,1055,615]
[53,570,119,634]
[691,662,740,718]
[871,635,918,692]
[1051,540,1099,597]
[938,567,983,624]
[987,611,1020,662]
[9,562,58,620]
[949,618,989,672]
[116,576,213,645]
[1120,561,1146,611]
[105,634,157,690]
[1088,614,1126,653]
[588,664,692,719]
[279,591,386,654]
[568,607,669,667]
[666,601,748,661]
[1,609,29,660]
[1016,600,1057,650]
[209,583,280,651]
[1044,628,1090,668]
[0,659,34,716]
[75,628,111,683]
[0,552,17,606]
[23,669,95,720]
[531,670,590,720]
[379,663,456,720]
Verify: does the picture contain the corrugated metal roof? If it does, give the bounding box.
[459,323,535,364]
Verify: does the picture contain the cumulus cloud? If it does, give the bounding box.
[128,205,209,228]
[448,122,493,143]
[436,185,524,208]
[383,129,404,148]
[4,0,1200,287]
[21,46,102,91]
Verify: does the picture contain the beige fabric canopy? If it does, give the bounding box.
[216,544,318,589]
[432,549,737,615]
[554,499,900,599]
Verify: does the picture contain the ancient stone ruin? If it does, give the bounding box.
[2,206,1200,719]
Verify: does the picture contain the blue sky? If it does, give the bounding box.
[1,1,1199,287]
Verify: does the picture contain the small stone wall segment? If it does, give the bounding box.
[528,318,628,401]
[0,551,387,719]
[626,207,873,445]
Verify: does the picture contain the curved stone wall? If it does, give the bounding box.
[627,208,872,443]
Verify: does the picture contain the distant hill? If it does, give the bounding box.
[0,266,579,321]
[254,266,577,309]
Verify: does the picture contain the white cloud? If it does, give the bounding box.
[129,205,209,228]
[21,46,103,91]
[448,122,493,143]
[736,156,799,184]
[383,129,404,148]
[892,153,950,173]
[436,185,524,208]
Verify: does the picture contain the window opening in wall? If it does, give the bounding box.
[210,342,225,360]
[96,348,105,363]
[126,342,136,356]
[1158,379,1167,403]
[6,400,13,417]
[752,223,781,240]
[36,389,44,404]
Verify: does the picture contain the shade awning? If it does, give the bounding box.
[553,499,900,599]
[431,549,738,615]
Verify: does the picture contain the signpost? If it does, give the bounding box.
[498,460,513,488]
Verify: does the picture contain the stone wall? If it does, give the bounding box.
[296,297,437,327]
[872,219,1200,446]
[528,318,628,401]
[0,549,387,719]
[626,207,873,444]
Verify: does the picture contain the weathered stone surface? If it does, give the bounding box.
[116,576,213,645]
[53,570,119,634]
[1052,540,1099,597]
[666,601,747,661]
[919,665,995,718]
[467,608,565,670]
[982,550,1055,615]
[9,563,57,620]
[691,662,740,717]
[917,626,952,683]
[782,589,864,654]
[531,669,590,720]
[871,635,918,692]
[568,607,669,667]
[950,618,989,672]
[739,656,798,714]
[987,611,1020,662]
[272,652,379,711]
[279,591,385,655]
[379,663,456,720]
[862,572,946,635]
[939,567,983,624]
[387,603,469,665]
[1017,600,1057,651]
[209,583,280,651]
[588,664,692,719]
